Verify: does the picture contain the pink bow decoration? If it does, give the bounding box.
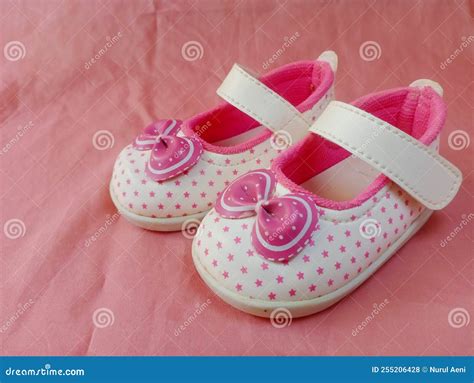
[133,119,203,182]
[215,169,319,262]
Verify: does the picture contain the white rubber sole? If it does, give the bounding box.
[192,209,433,318]
[109,182,209,232]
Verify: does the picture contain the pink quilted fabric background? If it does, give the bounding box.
[1,0,472,356]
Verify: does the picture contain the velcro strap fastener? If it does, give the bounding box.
[309,101,462,210]
[217,64,311,142]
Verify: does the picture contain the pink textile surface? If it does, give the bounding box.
[1,0,472,356]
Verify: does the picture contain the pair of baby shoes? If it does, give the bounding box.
[110,51,462,318]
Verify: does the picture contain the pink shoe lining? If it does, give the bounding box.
[180,60,334,155]
[272,86,446,210]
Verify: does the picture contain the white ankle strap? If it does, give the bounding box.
[309,101,462,210]
[217,64,311,143]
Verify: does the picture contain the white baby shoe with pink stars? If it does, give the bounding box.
[192,80,462,318]
[110,52,337,231]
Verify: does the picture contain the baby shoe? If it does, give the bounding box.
[110,51,338,231]
[192,80,462,318]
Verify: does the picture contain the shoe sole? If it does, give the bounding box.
[192,208,433,318]
[109,182,209,232]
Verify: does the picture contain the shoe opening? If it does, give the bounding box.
[273,86,446,210]
[181,60,334,154]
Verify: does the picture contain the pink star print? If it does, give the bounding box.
[222,271,229,279]
[327,235,334,242]
[276,275,284,284]
[255,279,263,287]
[234,236,241,244]
[240,266,248,274]
[335,262,341,270]
[322,250,329,258]
[317,267,324,275]
[289,289,296,297]
[308,284,316,292]
[268,292,276,300]
[235,283,242,292]
[297,271,305,280]
[261,262,269,270]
